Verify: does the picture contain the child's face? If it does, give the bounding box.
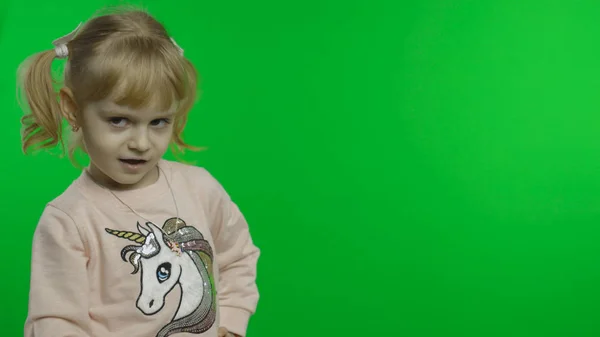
[79,99,175,189]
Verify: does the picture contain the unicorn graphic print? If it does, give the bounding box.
[105,217,217,337]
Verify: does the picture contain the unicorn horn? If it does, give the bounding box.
[105,228,146,243]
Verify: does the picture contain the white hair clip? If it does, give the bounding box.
[171,37,184,56]
[52,22,82,59]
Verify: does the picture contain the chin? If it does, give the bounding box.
[118,176,145,185]
[116,167,156,187]
[105,175,139,188]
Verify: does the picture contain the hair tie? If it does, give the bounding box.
[52,22,82,59]
[51,22,184,58]
[171,37,184,56]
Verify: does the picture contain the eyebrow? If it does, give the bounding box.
[96,106,175,118]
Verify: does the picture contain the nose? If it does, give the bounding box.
[128,128,150,152]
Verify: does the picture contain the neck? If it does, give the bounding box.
[87,164,159,191]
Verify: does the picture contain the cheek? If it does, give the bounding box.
[154,129,174,147]
[81,134,129,163]
[82,131,119,152]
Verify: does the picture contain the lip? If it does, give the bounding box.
[119,158,148,171]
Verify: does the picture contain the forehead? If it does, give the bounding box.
[86,99,176,117]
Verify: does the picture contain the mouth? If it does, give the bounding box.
[119,158,148,166]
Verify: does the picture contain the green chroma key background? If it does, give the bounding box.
[2,0,600,336]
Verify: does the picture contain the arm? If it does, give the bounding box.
[208,177,260,337]
[24,205,91,337]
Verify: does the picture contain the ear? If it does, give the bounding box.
[145,222,166,242]
[137,222,151,236]
[59,87,79,128]
[145,222,162,234]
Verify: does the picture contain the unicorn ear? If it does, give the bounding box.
[144,221,166,241]
[137,222,151,236]
[146,221,164,233]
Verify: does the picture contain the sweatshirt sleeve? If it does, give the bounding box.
[24,204,91,337]
[207,175,260,337]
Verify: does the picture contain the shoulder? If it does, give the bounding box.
[163,159,226,193]
[162,159,233,214]
[44,175,91,217]
[33,191,85,245]
[35,178,88,232]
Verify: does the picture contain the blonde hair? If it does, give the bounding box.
[17,7,201,165]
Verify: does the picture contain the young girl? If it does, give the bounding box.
[18,7,259,337]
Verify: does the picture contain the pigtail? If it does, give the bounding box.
[170,58,203,159]
[17,49,64,154]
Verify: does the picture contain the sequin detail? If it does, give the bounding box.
[105,217,216,336]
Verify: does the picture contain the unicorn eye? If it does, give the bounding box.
[156,262,172,283]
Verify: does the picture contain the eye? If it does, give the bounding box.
[150,118,171,128]
[156,262,171,283]
[108,117,128,128]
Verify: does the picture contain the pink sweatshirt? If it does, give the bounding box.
[24,159,260,337]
